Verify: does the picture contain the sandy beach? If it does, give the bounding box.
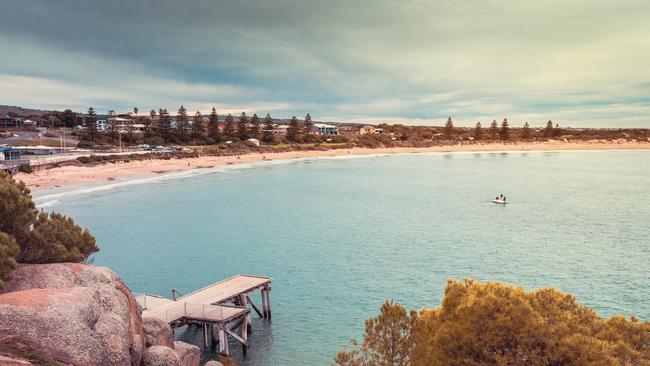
[15,140,650,192]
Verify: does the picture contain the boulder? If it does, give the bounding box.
[204,361,224,366]
[143,317,174,348]
[0,263,146,366]
[142,346,182,366]
[173,341,200,366]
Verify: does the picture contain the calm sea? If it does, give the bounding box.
[36,150,650,366]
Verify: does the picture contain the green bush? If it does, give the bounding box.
[18,164,33,174]
[0,172,99,284]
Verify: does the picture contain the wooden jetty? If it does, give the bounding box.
[136,274,272,356]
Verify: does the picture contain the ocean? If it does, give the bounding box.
[35,150,650,365]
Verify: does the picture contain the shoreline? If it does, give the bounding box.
[15,140,650,193]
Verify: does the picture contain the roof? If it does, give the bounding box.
[314,123,337,128]
[0,146,12,152]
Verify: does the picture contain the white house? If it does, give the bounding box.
[313,123,338,135]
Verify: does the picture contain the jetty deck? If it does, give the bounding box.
[136,274,272,355]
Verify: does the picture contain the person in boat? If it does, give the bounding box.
[495,196,499,201]
[503,196,507,202]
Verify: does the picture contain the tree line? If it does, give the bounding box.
[82,106,315,146]
[445,117,563,141]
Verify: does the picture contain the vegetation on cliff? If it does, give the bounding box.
[0,172,99,287]
[335,279,650,366]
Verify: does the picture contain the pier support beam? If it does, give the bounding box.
[202,323,209,348]
[264,286,272,319]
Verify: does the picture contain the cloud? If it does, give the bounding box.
[0,0,649,127]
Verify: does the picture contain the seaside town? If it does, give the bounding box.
[2,105,649,178]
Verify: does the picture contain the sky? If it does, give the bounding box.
[1,0,649,127]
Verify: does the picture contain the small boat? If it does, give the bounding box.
[492,199,508,205]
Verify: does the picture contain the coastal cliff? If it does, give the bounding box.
[0,263,213,366]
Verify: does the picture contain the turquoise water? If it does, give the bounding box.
[38,150,650,365]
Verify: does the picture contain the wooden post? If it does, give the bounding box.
[265,286,272,319]
[203,323,209,348]
[239,294,252,332]
[261,289,268,318]
[241,316,248,355]
[218,327,229,355]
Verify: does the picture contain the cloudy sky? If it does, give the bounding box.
[1,0,649,127]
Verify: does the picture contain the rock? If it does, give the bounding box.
[143,317,174,348]
[0,263,146,366]
[173,341,200,366]
[142,346,182,366]
[204,361,224,366]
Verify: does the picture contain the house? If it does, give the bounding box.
[0,115,23,129]
[273,124,290,135]
[359,126,384,135]
[313,123,338,135]
[0,146,21,161]
[359,126,375,135]
[247,138,260,146]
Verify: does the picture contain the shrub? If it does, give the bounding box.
[0,172,99,268]
[0,232,20,289]
[0,172,36,243]
[18,212,98,264]
[18,164,33,174]
[336,279,650,366]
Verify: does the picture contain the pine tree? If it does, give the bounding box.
[554,123,561,137]
[85,107,98,145]
[544,120,554,138]
[474,122,483,140]
[250,113,260,139]
[303,113,313,137]
[444,117,454,139]
[224,113,235,139]
[490,120,498,140]
[522,122,531,139]
[500,118,510,140]
[238,112,249,140]
[107,110,118,142]
[263,113,274,143]
[176,105,188,139]
[146,109,156,137]
[287,116,299,142]
[158,108,172,143]
[192,111,203,138]
[208,108,221,143]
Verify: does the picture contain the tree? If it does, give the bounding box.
[0,172,99,269]
[133,107,139,116]
[176,105,189,139]
[490,120,498,140]
[522,121,532,139]
[146,109,156,137]
[59,109,77,128]
[544,120,555,138]
[335,300,418,366]
[208,108,221,143]
[192,111,203,139]
[238,112,249,140]
[158,108,172,143]
[287,116,299,142]
[554,123,562,137]
[303,113,313,137]
[85,107,98,145]
[500,118,509,140]
[107,110,118,142]
[473,122,483,140]
[263,113,274,143]
[250,114,260,139]
[337,279,650,366]
[0,232,19,289]
[444,117,454,139]
[223,113,236,139]
[18,212,98,264]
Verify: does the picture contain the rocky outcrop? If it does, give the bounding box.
[173,341,200,366]
[142,346,182,366]
[0,263,146,366]
[143,317,174,348]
